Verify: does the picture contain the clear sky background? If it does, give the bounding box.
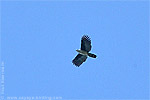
[1,1,149,100]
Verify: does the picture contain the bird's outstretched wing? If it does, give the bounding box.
[81,35,91,52]
[72,54,87,67]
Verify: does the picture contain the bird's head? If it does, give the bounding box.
[76,49,80,52]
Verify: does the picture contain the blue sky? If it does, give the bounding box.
[1,1,149,100]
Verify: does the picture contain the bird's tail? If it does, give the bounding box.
[88,53,97,58]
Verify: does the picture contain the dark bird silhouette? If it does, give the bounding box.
[72,35,97,67]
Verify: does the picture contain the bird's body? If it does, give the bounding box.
[72,35,97,67]
[76,49,88,55]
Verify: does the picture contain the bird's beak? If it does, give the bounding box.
[76,50,79,52]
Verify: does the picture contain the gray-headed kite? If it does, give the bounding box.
[72,35,97,67]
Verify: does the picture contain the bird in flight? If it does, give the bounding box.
[72,35,97,67]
